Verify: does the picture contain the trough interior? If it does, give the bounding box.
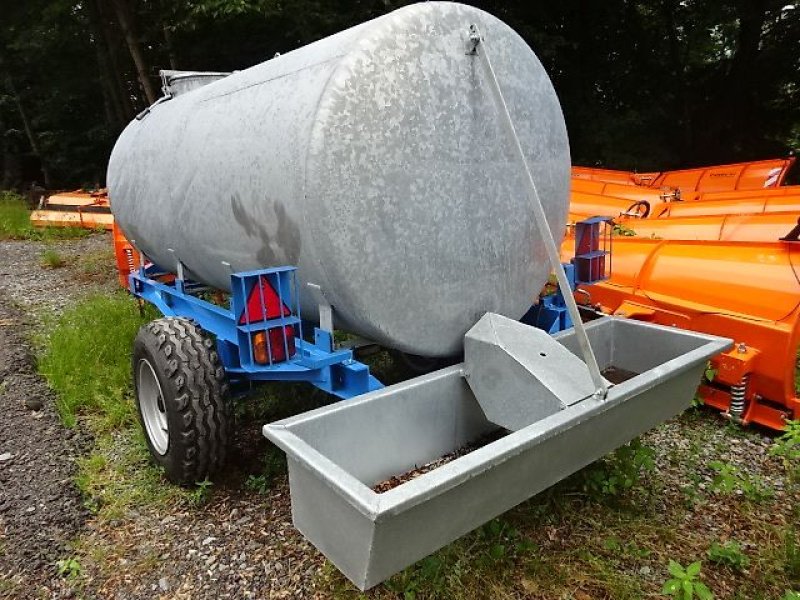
[288,368,500,487]
[555,318,708,376]
[286,318,711,489]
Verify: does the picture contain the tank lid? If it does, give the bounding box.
[159,70,232,97]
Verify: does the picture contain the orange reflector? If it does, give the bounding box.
[252,327,296,365]
[253,331,269,365]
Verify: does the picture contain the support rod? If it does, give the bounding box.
[469,25,607,398]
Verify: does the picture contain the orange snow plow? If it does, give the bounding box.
[571,166,659,186]
[30,189,113,230]
[561,233,800,430]
[607,212,800,243]
[570,179,677,204]
[650,157,795,192]
[572,156,795,192]
[570,186,800,221]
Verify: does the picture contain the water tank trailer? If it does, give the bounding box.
[108,3,731,590]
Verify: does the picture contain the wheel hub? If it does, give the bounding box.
[137,358,169,455]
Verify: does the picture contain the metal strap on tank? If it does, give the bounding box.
[468,25,608,399]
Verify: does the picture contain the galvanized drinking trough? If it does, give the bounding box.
[264,316,730,589]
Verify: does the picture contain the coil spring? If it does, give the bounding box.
[729,374,749,418]
[124,248,135,273]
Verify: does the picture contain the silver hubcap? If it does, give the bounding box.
[137,358,169,455]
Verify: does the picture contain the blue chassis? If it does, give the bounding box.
[129,219,608,401]
[130,265,382,400]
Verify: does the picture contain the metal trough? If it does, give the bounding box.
[263,316,730,590]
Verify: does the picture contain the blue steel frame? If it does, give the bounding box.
[129,264,383,400]
[523,217,613,334]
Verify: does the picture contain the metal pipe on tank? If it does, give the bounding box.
[108,2,571,357]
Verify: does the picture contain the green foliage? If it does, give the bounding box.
[76,248,115,281]
[40,248,65,268]
[782,590,800,600]
[245,444,286,494]
[771,420,800,483]
[612,222,637,237]
[707,540,749,571]
[383,518,536,599]
[785,528,800,580]
[602,536,651,558]
[56,557,82,580]
[0,192,90,240]
[708,460,773,503]
[3,1,800,189]
[582,438,655,499]
[187,479,214,506]
[0,192,32,239]
[662,560,712,600]
[38,293,155,428]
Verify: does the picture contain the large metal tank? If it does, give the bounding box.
[108,1,570,357]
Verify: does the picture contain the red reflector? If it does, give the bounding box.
[239,276,291,325]
[242,277,296,364]
[268,325,296,362]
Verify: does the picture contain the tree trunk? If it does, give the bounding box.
[5,75,52,188]
[96,0,137,115]
[85,0,129,127]
[109,0,158,104]
[660,0,693,158]
[163,24,178,70]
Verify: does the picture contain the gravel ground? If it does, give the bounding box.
[0,295,88,598]
[77,486,323,599]
[0,233,116,316]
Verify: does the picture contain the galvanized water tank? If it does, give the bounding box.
[108,1,570,357]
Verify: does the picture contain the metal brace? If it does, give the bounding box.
[307,283,334,333]
[469,24,608,399]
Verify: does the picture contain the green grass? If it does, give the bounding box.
[41,248,66,268]
[37,294,196,519]
[76,247,115,282]
[0,190,91,240]
[38,293,154,428]
[75,428,188,520]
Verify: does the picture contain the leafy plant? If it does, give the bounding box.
[708,460,773,502]
[782,590,800,600]
[771,420,800,482]
[662,560,712,600]
[707,540,749,571]
[612,222,637,237]
[56,557,82,580]
[245,445,286,494]
[582,438,655,499]
[187,479,213,506]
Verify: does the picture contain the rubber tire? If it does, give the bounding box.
[133,317,231,485]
